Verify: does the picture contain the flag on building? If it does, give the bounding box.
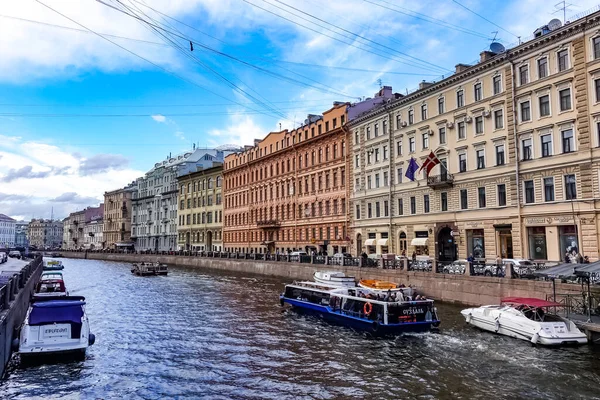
[419,151,441,176]
[405,157,419,181]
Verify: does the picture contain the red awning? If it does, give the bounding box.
[501,297,561,308]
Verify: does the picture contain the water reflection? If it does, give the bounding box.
[1,259,599,399]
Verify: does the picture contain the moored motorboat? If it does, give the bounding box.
[280,281,440,335]
[461,297,587,346]
[14,296,95,361]
[131,262,168,276]
[43,260,64,271]
[358,279,413,298]
[34,278,68,298]
[313,270,356,287]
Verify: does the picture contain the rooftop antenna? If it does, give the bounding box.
[553,1,574,24]
[51,206,53,221]
[279,122,282,131]
[377,78,383,89]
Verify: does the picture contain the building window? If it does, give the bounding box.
[441,192,448,211]
[539,95,550,117]
[384,200,389,217]
[383,145,388,160]
[355,154,359,168]
[383,171,388,186]
[367,176,372,189]
[438,97,445,114]
[541,134,552,157]
[494,109,504,129]
[475,116,483,134]
[561,129,574,153]
[496,144,505,165]
[519,65,529,85]
[458,153,467,172]
[493,75,502,95]
[398,198,403,215]
[456,90,464,108]
[422,133,429,149]
[565,174,577,200]
[520,101,531,122]
[522,138,533,160]
[397,167,403,184]
[374,123,379,137]
[423,195,430,213]
[367,203,372,218]
[410,196,416,214]
[559,88,571,111]
[408,109,414,125]
[382,120,387,134]
[595,79,600,103]
[476,149,485,169]
[439,127,446,144]
[528,227,547,260]
[594,37,600,59]
[474,82,482,101]
[543,177,554,202]
[478,187,486,208]
[374,148,380,162]
[524,180,535,204]
[366,127,371,140]
[497,184,506,206]
[460,189,468,210]
[396,114,402,129]
[355,204,360,219]
[558,49,569,71]
[375,202,381,217]
[421,104,427,120]
[537,57,548,78]
[458,121,466,139]
[409,137,416,153]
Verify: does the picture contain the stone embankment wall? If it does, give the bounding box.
[0,256,43,378]
[63,252,595,305]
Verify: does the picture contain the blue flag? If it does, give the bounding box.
[405,157,419,181]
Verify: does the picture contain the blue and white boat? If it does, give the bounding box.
[280,281,440,335]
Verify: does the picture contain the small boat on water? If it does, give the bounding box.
[34,278,68,298]
[41,271,63,281]
[358,279,413,298]
[14,296,95,361]
[280,281,440,335]
[131,262,168,276]
[313,270,356,287]
[43,260,64,271]
[461,297,587,346]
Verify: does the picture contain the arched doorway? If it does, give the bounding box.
[356,233,362,257]
[437,227,456,262]
[206,231,213,251]
[399,232,407,256]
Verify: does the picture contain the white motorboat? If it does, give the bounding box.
[461,297,587,346]
[14,296,96,360]
[313,271,356,287]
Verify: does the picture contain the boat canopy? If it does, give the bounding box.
[30,300,85,325]
[574,261,600,278]
[501,297,561,308]
[534,261,600,279]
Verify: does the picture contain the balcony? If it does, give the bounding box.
[427,173,454,189]
[257,220,281,228]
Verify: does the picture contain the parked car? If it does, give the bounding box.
[0,252,7,263]
[443,260,467,274]
[290,251,308,262]
[8,250,21,259]
[502,259,537,278]
[331,253,353,266]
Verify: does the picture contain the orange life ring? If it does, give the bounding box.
[363,302,373,316]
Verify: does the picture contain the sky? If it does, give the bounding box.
[1,0,599,220]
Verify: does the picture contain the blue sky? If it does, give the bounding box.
[1,0,598,220]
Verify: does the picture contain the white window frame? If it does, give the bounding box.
[523,180,535,204]
[557,86,572,112]
[536,56,549,79]
[422,132,429,150]
[518,63,530,86]
[495,143,506,166]
[457,121,466,140]
[458,151,467,173]
[396,139,403,156]
[492,73,503,95]
[538,92,552,118]
[421,103,428,121]
[557,47,570,72]
[474,81,483,102]
[475,146,486,170]
[456,88,465,108]
[438,96,445,114]
[439,126,447,145]
[539,131,554,158]
[521,134,534,160]
[408,136,416,153]
[493,108,504,130]
[474,115,484,135]
[519,99,532,123]
[543,176,555,202]
[559,124,576,153]
[591,35,600,60]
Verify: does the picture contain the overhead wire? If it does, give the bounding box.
[31,0,288,121]
[450,0,519,38]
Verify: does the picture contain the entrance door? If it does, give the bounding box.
[437,227,456,262]
[499,230,513,258]
[185,232,190,250]
[206,231,213,251]
[356,234,362,257]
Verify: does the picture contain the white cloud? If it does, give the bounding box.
[175,131,186,141]
[151,114,167,123]
[208,112,270,146]
[0,137,144,220]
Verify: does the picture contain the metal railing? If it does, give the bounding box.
[1,255,42,311]
[546,293,600,318]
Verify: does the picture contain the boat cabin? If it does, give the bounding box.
[36,279,67,295]
[501,297,564,323]
[28,298,85,340]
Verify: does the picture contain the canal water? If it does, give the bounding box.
[1,259,600,399]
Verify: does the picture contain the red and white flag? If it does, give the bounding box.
[419,151,441,176]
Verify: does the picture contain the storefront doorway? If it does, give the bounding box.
[437,227,456,262]
[356,233,362,257]
[467,229,485,259]
[528,227,547,260]
[498,229,513,259]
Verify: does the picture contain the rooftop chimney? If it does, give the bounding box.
[480,51,496,63]
[419,81,433,90]
[455,63,471,74]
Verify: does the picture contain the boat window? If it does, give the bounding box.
[388,303,433,324]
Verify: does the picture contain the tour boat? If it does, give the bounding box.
[34,278,68,298]
[43,260,64,271]
[358,279,413,298]
[461,297,587,346]
[14,296,95,360]
[280,281,440,335]
[131,262,168,276]
[41,271,64,281]
[313,271,356,287]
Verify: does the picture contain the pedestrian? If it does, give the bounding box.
[576,252,584,264]
[584,255,590,264]
[564,251,571,263]
[401,249,406,257]
[412,251,416,263]
[467,253,474,263]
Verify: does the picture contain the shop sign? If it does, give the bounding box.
[525,216,573,225]
[465,221,482,227]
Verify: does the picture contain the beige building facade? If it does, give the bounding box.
[28,219,63,249]
[176,164,224,251]
[103,183,136,249]
[350,12,600,262]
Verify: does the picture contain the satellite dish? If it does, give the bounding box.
[490,42,506,54]
[548,18,562,31]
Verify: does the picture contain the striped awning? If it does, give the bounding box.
[411,237,429,246]
[364,239,376,246]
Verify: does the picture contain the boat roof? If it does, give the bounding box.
[39,278,64,283]
[501,297,561,308]
[32,295,85,303]
[32,299,85,308]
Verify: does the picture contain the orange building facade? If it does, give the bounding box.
[223,104,352,254]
